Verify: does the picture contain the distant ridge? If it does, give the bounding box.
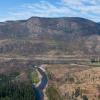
[0,17,99,56]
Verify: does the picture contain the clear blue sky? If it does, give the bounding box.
[0,0,100,22]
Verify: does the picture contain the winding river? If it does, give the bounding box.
[32,66,48,100]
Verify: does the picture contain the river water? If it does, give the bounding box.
[33,67,48,100]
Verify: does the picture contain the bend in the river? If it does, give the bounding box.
[32,65,48,100]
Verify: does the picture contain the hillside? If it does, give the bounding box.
[0,17,100,56]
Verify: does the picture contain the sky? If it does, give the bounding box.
[0,0,100,22]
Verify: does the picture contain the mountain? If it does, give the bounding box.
[0,17,100,56]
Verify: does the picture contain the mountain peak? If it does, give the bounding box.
[0,17,99,55]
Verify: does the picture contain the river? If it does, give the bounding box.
[32,66,48,100]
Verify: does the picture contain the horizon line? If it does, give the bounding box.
[0,16,99,23]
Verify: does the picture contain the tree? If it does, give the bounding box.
[74,87,81,97]
[82,95,88,100]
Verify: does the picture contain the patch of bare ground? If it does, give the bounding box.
[0,59,34,82]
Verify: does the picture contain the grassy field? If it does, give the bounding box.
[31,69,39,84]
[45,64,100,100]
[46,85,63,100]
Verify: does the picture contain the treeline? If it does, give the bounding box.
[0,74,35,100]
[91,57,100,63]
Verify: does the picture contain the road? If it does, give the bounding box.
[32,66,48,100]
[0,56,90,62]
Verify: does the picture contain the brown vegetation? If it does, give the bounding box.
[45,64,100,100]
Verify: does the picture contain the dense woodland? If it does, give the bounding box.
[0,74,35,100]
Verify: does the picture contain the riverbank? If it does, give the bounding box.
[32,65,48,100]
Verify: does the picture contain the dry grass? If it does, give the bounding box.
[0,59,33,82]
[46,64,100,100]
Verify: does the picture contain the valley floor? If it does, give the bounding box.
[44,64,100,100]
[0,56,100,100]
